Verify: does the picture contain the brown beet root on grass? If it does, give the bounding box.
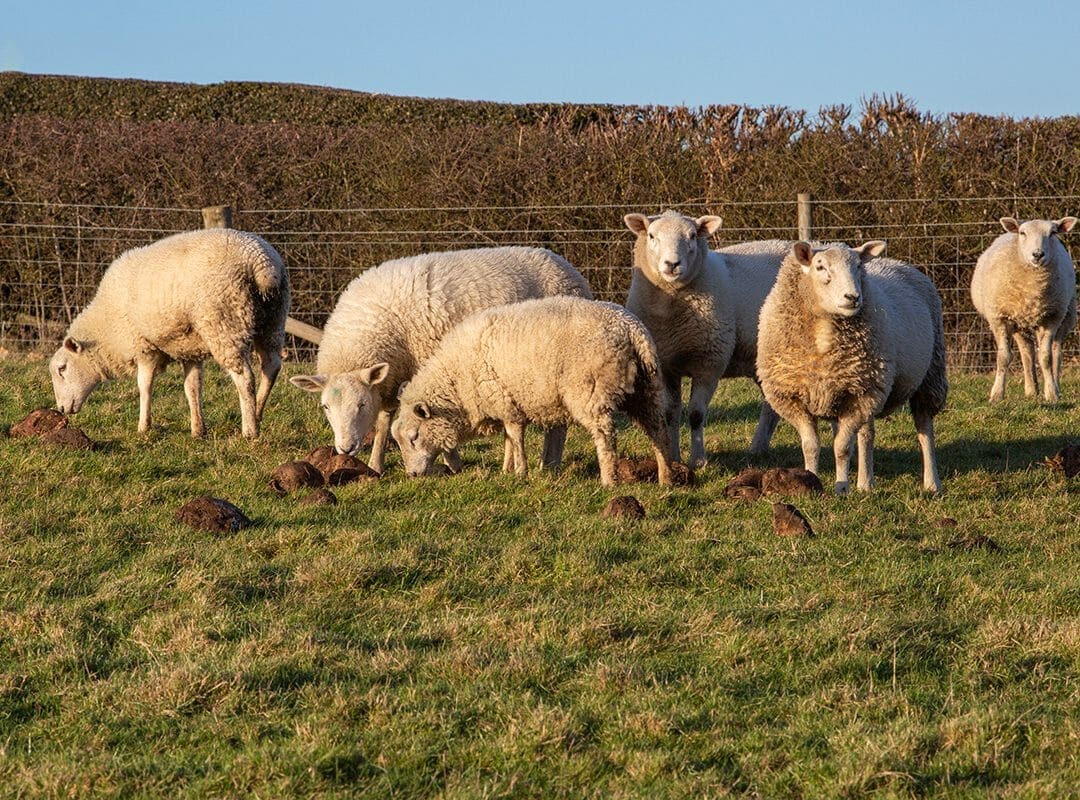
[300,488,337,506]
[40,426,95,450]
[319,453,380,482]
[615,457,693,486]
[1045,443,1080,478]
[9,408,69,438]
[176,497,252,532]
[724,467,823,501]
[305,445,336,472]
[601,495,646,520]
[268,461,325,494]
[772,502,814,537]
[723,467,766,500]
[761,467,824,497]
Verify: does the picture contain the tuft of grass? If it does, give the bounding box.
[2,353,1079,797]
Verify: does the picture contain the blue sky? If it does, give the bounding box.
[5,0,1078,119]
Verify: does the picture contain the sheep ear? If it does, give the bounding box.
[793,241,814,270]
[856,240,887,261]
[359,362,389,386]
[414,402,431,420]
[289,374,327,393]
[1054,216,1077,234]
[624,214,650,236]
[695,215,723,238]
[63,336,83,354]
[1000,217,1020,234]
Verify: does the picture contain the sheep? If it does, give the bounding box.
[49,228,289,439]
[391,296,673,486]
[970,216,1077,402]
[755,241,948,494]
[623,210,786,466]
[288,246,592,474]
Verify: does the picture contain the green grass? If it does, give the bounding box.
[2,354,1079,798]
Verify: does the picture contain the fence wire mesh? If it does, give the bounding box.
[1,197,1076,370]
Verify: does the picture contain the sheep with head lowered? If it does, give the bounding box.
[970,216,1077,402]
[624,210,787,467]
[49,228,289,438]
[391,296,673,486]
[289,246,592,474]
[756,241,947,494]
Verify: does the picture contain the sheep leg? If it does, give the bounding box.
[503,421,529,477]
[988,320,1013,402]
[182,360,205,438]
[135,357,164,434]
[789,411,820,476]
[687,376,719,469]
[748,399,780,456]
[832,416,863,495]
[1012,331,1037,398]
[664,374,682,463]
[854,418,875,492]
[627,391,675,486]
[588,415,619,487]
[541,426,567,472]
[913,409,941,493]
[226,359,259,438]
[1036,326,1059,402]
[368,408,392,474]
[254,343,282,421]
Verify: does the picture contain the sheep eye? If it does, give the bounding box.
[1019,231,1026,237]
[648,233,654,240]
[320,403,329,412]
[57,364,67,377]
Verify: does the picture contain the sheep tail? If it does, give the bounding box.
[254,255,284,298]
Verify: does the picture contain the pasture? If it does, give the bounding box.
[1,354,1079,797]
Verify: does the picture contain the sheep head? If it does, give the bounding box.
[792,240,886,318]
[624,210,722,288]
[289,363,389,456]
[49,336,105,414]
[1000,216,1077,268]
[391,385,464,478]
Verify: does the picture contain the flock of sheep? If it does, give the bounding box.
[46,211,1078,494]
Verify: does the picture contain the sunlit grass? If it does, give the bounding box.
[2,354,1079,797]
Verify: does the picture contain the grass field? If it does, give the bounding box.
[1,354,1079,798]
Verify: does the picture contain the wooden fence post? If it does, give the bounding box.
[797,193,812,241]
[201,205,232,229]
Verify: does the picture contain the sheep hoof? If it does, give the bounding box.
[834,482,850,496]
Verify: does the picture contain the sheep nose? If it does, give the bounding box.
[1032,250,1045,261]
[844,293,861,305]
[664,259,681,270]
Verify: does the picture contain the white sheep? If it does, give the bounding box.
[49,228,289,438]
[624,210,786,466]
[288,246,592,474]
[756,241,948,494]
[391,296,673,486]
[970,216,1077,402]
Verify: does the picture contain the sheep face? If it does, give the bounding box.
[289,363,388,456]
[793,240,886,317]
[391,401,460,477]
[49,337,102,414]
[625,211,723,287]
[1000,217,1077,268]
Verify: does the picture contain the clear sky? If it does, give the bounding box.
[4,0,1078,119]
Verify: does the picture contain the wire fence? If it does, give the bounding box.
[1,197,1076,369]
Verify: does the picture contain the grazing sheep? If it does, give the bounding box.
[289,246,592,473]
[391,297,673,487]
[49,228,289,438]
[624,210,786,466]
[970,216,1077,402]
[756,241,948,494]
